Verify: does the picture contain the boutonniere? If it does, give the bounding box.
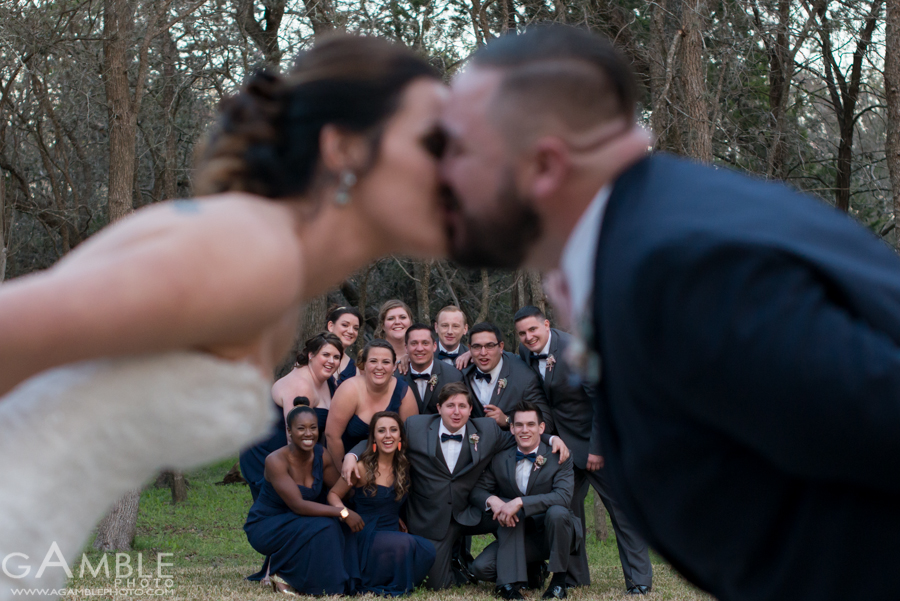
[469,433,480,452]
[533,455,546,472]
[546,355,557,372]
[428,374,439,391]
[496,378,507,394]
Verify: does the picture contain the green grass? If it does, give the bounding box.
[63,460,713,600]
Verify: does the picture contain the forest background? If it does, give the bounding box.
[2,0,899,557]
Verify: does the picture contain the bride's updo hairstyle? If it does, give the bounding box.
[194,34,439,199]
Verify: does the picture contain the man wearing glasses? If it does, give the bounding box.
[462,322,554,435]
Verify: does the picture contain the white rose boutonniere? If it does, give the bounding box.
[533,455,546,472]
[497,378,507,395]
[469,433,480,452]
[546,355,557,372]
[428,374,439,391]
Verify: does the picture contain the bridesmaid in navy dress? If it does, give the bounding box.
[272,333,343,443]
[244,399,364,595]
[326,306,362,390]
[325,339,418,468]
[328,411,435,595]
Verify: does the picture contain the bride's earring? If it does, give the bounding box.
[335,170,357,206]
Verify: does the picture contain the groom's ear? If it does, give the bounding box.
[319,124,369,174]
[522,136,571,204]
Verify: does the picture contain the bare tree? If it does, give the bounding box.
[886,0,900,237]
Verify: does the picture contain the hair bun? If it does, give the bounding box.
[293,396,311,407]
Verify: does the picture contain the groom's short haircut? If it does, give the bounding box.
[405,323,438,344]
[436,381,472,407]
[469,25,637,142]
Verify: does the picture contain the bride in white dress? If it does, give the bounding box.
[0,34,447,599]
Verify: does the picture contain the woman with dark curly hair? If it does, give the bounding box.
[328,411,435,595]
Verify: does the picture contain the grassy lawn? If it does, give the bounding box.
[63,459,713,600]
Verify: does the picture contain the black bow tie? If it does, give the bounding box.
[516,450,537,463]
[474,371,492,383]
[441,433,463,443]
[532,353,549,361]
[438,350,460,360]
[410,373,431,380]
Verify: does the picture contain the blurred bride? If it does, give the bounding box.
[0,34,447,599]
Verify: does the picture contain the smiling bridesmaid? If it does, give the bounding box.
[325,339,417,468]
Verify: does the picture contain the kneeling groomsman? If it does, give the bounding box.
[401,323,464,414]
[515,306,652,595]
[470,401,581,600]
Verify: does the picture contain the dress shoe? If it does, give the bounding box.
[451,556,478,585]
[627,584,651,595]
[495,583,526,600]
[526,561,549,589]
[542,584,567,599]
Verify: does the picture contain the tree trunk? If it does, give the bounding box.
[0,166,6,283]
[887,0,900,243]
[593,489,608,540]
[93,488,141,551]
[103,0,138,222]
[475,268,490,323]
[679,0,712,163]
[161,29,178,201]
[414,260,431,323]
[526,271,546,315]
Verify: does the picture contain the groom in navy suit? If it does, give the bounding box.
[440,24,900,601]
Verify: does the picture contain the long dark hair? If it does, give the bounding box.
[295,332,343,367]
[195,34,439,199]
[359,411,409,501]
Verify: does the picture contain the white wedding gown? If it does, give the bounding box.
[0,353,272,600]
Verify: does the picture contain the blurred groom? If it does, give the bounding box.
[440,24,900,601]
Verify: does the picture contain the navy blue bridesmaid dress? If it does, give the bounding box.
[244,445,349,595]
[341,378,408,453]
[239,400,287,501]
[344,484,436,595]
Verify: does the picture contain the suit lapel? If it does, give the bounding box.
[503,447,519,493]
[525,442,551,496]
[427,417,451,476]
[489,359,512,406]
[405,371,425,412]
[452,422,480,478]
[542,333,560,398]
[423,361,440,411]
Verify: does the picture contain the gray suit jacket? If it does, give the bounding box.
[470,441,574,518]
[399,359,464,415]
[352,414,516,540]
[519,329,600,469]
[463,353,555,434]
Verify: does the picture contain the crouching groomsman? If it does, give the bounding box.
[464,322,554,433]
[402,323,464,414]
[470,401,580,600]
[341,381,572,591]
[515,306,652,595]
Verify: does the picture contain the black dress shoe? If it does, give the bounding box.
[451,556,478,585]
[627,584,651,595]
[526,561,548,589]
[495,583,526,600]
[542,584,567,599]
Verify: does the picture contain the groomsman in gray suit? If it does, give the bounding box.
[470,401,581,600]
[462,322,554,434]
[515,306,652,595]
[342,381,570,590]
[401,323,464,414]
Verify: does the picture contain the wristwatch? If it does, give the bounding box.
[339,507,350,520]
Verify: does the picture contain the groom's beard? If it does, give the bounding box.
[447,171,542,269]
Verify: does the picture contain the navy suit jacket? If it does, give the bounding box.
[589,154,900,601]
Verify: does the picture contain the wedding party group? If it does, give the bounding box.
[3,19,900,601]
[239,301,652,597]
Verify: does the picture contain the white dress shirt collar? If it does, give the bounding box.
[439,342,462,354]
[561,185,611,326]
[411,361,434,376]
